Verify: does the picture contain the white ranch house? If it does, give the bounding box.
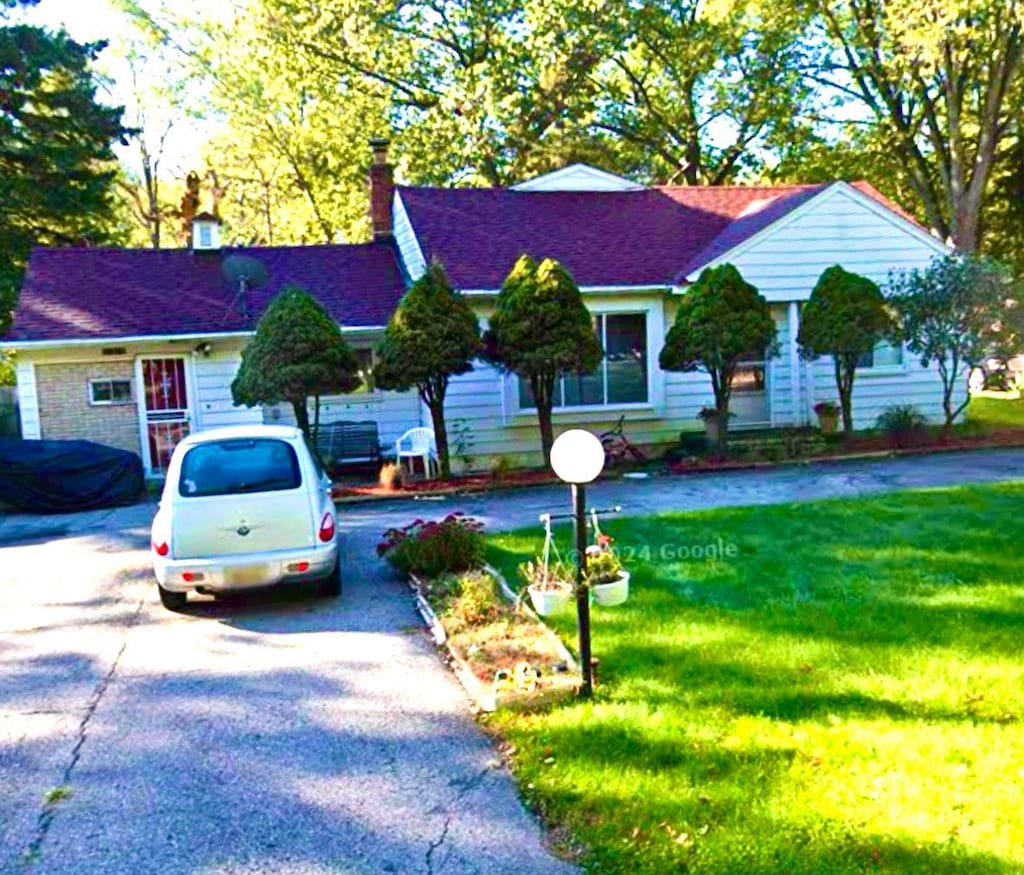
[2,155,956,476]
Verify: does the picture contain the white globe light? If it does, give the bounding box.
[550,429,605,484]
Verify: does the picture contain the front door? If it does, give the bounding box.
[731,355,770,427]
[138,357,192,474]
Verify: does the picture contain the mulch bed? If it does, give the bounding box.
[332,468,559,501]
[667,427,1024,473]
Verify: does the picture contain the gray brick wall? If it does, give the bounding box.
[36,362,140,454]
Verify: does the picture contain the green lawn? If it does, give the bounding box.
[967,393,1024,430]
[486,483,1024,874]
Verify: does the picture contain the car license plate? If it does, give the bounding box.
[226,565,269,586]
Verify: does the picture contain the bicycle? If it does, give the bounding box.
[599,415,647,467]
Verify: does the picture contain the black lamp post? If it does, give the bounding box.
[549,428,606,698]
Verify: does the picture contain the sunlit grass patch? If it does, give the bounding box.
[967,393,1024,429]
[485,482,1024,873]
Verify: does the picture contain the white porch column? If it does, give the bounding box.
[788,301,802,425]
[15,357,41,439]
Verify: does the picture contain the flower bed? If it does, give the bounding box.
[379,512,580,711]
[409,568,579,712]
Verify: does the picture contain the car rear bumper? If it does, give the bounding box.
[154,541,338,592]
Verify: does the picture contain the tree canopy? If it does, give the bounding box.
[374,262,481,478]
[888,254,1016,428]
[231,286,362,442]
[0,1,126,333]
[111,0,1024,263]
[660,264,776,451]
[484,255,602,466]
[798,265,892,434]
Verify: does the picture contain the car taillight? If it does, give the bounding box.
[318,512,335,543]
[152,541,169,557]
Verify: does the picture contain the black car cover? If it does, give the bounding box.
[0,438,145,513]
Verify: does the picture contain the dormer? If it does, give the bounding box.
[191,212,222,251]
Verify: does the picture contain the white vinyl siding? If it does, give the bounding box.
[192,347,263,430]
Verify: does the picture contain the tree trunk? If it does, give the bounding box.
[424,385,452,480]
[537,405,555,469]
[714,398,729,455]
[532,374,556,468]
[835,358,855,435]
[711,367,731,455]
[291,396,311,442]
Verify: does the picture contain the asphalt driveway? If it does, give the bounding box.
[0,508,576,874]
[2,446,1023,873]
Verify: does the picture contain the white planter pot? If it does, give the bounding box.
[528,584,572,616]
[592,571,630,607]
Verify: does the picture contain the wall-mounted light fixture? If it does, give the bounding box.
[194,341,213,357]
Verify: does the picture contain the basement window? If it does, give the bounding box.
[89,379,133,406]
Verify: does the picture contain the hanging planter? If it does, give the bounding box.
[585,513,629,607]
[592,570,630,606]
[519,559,574,616]
[517,513,575,617]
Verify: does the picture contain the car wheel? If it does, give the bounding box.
[319,559,342,598]
[158,584,188,611]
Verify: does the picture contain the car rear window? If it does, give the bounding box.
[179,439,301,497]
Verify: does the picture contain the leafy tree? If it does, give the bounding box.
[374,263,481,479]
[799,0,1024,252]
[888,254,1015,430]
[1,2,126,334]
[591,0,810,184]
[798,265,893,435]
[484,255,603,467]
[0,351,14,386]
[659,264,776,453]
[231,286,362,443]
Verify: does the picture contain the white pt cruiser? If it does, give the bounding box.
[151,425,340,611]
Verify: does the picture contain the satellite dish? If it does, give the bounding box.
[221,255,267,321]
[222,254,268,290]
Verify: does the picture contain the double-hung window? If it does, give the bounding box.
[857,340,904,370]
[518,312,648,409]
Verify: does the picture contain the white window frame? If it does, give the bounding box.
[88,378,133,406]
[514,300,663,416]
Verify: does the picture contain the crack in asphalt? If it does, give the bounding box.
[19,594,146,871]
[423,764,496,875]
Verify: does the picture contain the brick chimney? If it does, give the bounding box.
[368,138,394,241]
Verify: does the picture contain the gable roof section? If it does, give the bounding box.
[399,180,937,291]
[678,181,945,282]
[399,182,852,290]
[5,243,406,344]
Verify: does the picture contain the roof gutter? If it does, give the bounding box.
[0,324,386,352]
[460,284,670,297]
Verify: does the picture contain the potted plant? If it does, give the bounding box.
[518,559,573,616]
[698,406,730,448]
[813,400,840,435]
[586,535,629,606]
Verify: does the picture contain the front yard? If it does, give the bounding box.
[486,483,1024,873]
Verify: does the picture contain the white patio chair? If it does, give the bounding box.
[395,427,438,479]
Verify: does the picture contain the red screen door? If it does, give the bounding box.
[141,358,191,473]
